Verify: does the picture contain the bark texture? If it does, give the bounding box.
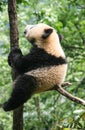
[8,0,23,130]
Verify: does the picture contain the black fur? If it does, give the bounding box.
[3,75,37,111]
[8,46,67,74]
[42,28,53,39]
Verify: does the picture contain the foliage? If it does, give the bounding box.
[0,0,85,130]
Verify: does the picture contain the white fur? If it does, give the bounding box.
[24,23,67,92]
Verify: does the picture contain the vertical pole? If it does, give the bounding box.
[8,0,23,130]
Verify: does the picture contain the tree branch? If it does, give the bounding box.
[51,82,85,106]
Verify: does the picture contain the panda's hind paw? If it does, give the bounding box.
[2,101,11,112]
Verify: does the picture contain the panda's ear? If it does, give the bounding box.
[42,28,53,39]
[58,33,63,42]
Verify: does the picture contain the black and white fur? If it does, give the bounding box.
[3,23,67,111]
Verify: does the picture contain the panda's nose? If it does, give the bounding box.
[24,30,27,35]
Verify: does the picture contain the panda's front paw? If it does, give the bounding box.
[8,47,22,67]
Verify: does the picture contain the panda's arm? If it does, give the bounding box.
[8,47,37,74]
[8,47,66,74]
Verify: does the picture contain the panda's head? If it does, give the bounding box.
[24,23,60,47]
[24,23,65,57]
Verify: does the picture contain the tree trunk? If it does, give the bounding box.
[8,0,23,130]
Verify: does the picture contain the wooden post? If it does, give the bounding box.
[8,0,23,130]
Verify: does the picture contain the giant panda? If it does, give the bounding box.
[3,23,67,111]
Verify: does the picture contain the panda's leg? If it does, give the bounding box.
[3,75,37,111]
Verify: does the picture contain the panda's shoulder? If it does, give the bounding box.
[30,46,67,64]
[30,46,47,56]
